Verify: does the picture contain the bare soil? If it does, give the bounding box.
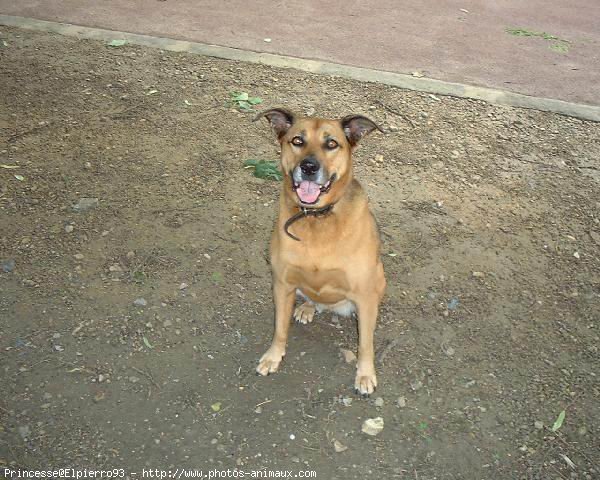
[1,27,599,479]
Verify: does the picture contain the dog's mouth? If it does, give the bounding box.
[292,174,336,205]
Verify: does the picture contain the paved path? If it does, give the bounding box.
[1,0,599,106]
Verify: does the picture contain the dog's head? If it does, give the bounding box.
[255,108,382,207]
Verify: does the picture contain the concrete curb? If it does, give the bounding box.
[2,14,599,122]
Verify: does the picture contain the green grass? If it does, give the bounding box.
[506,27,570,53]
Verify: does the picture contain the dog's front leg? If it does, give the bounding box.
[256,280,295,376]
[355,295,380,395]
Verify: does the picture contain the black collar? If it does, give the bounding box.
[284,204,335,241]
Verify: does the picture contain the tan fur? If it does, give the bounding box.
[255,112,386,395]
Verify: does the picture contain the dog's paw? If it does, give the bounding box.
[354,369,377,396]
[256,348,285,376]
[293,302,316,324]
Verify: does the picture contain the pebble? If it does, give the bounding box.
[340,348,357,364]
[163,319,173,327]
[472,271,485,278]
[573,251,580,259]
[361,417,384,436]
[333,439,348,453]
[133,298,148,307]
[179,282,189,290]
[64,225,74,233]
[534,420,544,430]
[396,396,407,408]
[74,253,85,260]
[410,379,423,391]
[374,397,384,407]
[129,376,140,383]
[18,425,31,440]
[23,279,35,287]
[73,197,99,212]
[2,259,16,273]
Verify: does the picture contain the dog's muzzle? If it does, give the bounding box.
[291,157,335,205]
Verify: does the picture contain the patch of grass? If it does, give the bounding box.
[506,27,570,53]
[244,159,283,181]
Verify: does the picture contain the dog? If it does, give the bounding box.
[254,108,386,395]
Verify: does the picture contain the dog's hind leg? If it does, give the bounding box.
[293,302,316,324]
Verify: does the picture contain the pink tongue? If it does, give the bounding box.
[297,180,320,204]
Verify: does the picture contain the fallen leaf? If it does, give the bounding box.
[142,336,154,349]
[552,410,566,432]
[211,402,222,412]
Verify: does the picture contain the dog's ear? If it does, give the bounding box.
[253,108,295,140]
[340,115,383,146]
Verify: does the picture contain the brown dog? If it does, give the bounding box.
[254,108,386,395]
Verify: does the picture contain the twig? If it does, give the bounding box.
[375,100,416,128]
[130,366,161,389]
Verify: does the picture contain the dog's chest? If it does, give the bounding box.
[284,264,350,304]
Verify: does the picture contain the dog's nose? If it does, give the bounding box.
[300,157,320,176]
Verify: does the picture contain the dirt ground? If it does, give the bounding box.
[0,27,599,479]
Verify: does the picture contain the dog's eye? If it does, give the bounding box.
[325,139,339,150]
[291,136,304,146]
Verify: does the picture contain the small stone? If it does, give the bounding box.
[340,348,357,364]
[291,457,300,463]
[64,225,74,233]
[389,125,399,132]
[133,298,147,307]
[53,345,64,352]
[254,406,262,414]
[98,374,107,383]
[341,396,353,407]
[375,154,384,163]
[573,251,580,259]
[126,251,135,259]
[73,197,99,212]
[179,282,189,290]
[129,376,140,383]
[361,417,384,436]
[18,425,31,440]
[93,392,105,403]
[264,38,272,43]
[374,397,384,407]
[109,264,123,272]
[2,259,16,273]
[289,434,295,440]
[472,271,485,278]
[534,420,544,430]
[396,396,407,408]
[163,319,173,327]
[410,379,423,391]
[74,253,84,260]
[22,279,35,287]
[333,439,348,452]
